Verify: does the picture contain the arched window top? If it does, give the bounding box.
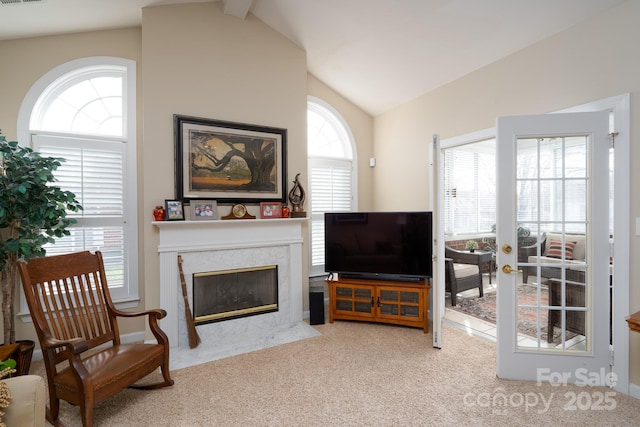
[30,64,126,138]
[307,97,353,160]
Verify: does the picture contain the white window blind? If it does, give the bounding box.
[443,140,496,236]
[310,160,353,212]
[34,135,128,295]
[309,159,352,272]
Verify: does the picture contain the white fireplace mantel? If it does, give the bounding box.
[154,218,316,369]
[154,217,308,253]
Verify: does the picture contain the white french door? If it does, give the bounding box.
[496,111,611,382]
[432,135,442,348]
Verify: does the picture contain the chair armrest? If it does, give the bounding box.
[110,306,171,346]
[518,238,546,262]
[110,307,167,320]
[41,336,88,355]
[40,336,91,378]
[444,257,456,285]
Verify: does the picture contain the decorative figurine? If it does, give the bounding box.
[288,173,306,218]
[153,205,166,221]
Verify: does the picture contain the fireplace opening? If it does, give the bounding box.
[193,265,278,325]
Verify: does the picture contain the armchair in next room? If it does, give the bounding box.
[444,246,483,306]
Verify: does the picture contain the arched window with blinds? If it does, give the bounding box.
[20,57,138,304]
[307,97,357,276]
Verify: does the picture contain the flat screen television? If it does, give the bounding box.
[324,211,433,282]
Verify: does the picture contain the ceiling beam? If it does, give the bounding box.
[222,0,253,19]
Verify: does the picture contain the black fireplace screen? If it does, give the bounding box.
[192,265,278,324]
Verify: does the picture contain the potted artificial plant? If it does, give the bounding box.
[0,131,82,375]
[465,240,479,253]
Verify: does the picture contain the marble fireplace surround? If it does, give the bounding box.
[154,218,319,370]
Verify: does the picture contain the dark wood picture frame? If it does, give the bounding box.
[165,199,185,221]
[174,115,287,203]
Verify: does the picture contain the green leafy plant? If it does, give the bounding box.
[465,240,479,251]
[0,131,82,344]
[0,359,15,373]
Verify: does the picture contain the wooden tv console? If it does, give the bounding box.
[327,276,431,333]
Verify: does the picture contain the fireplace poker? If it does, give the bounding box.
[178,255,201,349]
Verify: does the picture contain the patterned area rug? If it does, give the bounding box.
[449,284,577,344]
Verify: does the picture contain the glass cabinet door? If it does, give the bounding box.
[334,285,373,315]
[379,289,399,315]
[399,291,421,317]
[378,287,423,320]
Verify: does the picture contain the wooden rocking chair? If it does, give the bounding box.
[18,251,174,427]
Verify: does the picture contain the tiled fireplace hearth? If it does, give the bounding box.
[154,218,319,370]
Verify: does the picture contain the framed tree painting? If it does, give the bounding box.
[174,115,287,203]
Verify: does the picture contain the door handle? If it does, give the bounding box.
[502,264,523,274]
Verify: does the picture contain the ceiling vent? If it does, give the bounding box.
[0,0,45,5]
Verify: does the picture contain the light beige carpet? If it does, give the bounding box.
[33,320,640,426]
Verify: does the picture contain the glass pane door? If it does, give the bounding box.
[496,111,609,382]
[516,136,588,349]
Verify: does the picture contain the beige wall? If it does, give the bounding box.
[307,74,375,211]
[374,0,640,385]
[140,3,308,314]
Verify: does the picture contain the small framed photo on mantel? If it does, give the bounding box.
[165,199,185,221]
[191,200,218,220]
[260,202,282,219]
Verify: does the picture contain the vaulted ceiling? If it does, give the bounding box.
[0,0,626,115]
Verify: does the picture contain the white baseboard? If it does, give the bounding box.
[629,382,640,399]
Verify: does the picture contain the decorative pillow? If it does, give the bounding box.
[546,240,576,260]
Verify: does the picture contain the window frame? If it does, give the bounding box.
[16,56,139,319]
[443,136,496,239]
[307,96,357,277]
